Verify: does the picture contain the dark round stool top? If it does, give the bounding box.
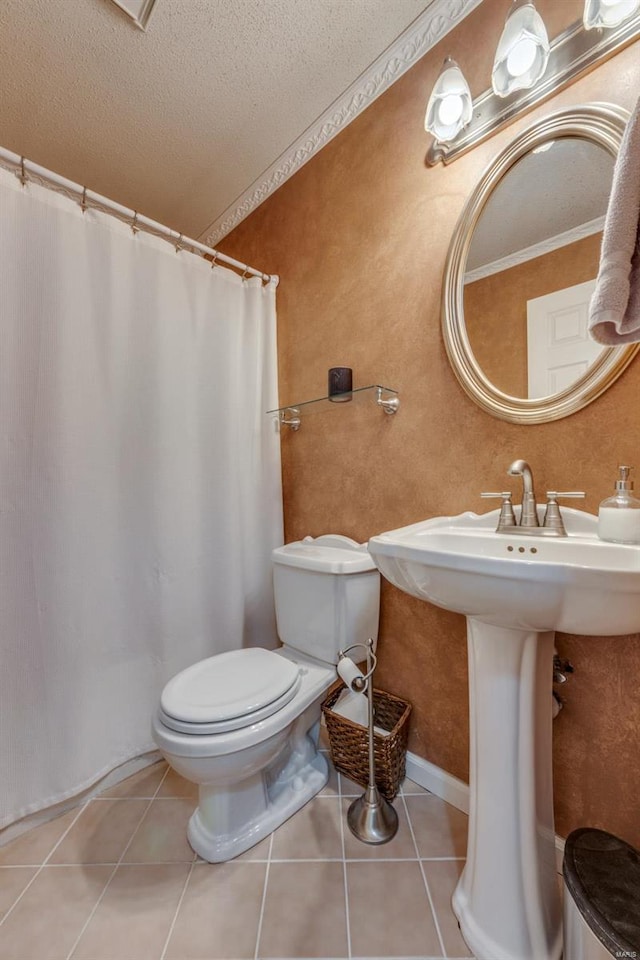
[563,828,640,957]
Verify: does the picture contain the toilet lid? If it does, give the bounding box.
[160,648,300,728]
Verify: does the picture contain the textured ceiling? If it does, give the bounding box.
[0,0,434,241]
[467,138,614,271]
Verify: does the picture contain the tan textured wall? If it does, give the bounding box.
[220,0,640,845]
[465,233,602,396]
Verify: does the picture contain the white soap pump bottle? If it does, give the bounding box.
[597,466,640,544]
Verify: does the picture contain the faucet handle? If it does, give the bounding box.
[543,492,585,534]
[481,492,516,529]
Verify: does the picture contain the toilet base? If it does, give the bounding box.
[187,750,329,862]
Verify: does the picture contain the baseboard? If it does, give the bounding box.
[405,750,566,874]
[405,750,470,815]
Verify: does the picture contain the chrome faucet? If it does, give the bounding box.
[508,459,539,528]
[481,460,586,536]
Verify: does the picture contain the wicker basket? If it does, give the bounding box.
[321,685,412,800]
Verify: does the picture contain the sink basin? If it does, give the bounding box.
[369,508,640,635]
[368,508,640,960]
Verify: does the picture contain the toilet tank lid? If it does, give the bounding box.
[272,535,377,574]
[563,827,640,955]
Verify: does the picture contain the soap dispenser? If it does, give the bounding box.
[598,466,640,544]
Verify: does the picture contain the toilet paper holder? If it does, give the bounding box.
[337,643,377,693]
[336,638,398,845]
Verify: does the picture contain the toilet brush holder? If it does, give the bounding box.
[339,639,398,844]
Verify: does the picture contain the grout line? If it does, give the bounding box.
[159,858,196,960]
[253,830,274,960]
[337,757,352,960]
[64,791,161,960]
[153,764,171,798]
[0,763,172,934]
[401,793,447,959]
[0,800,89,931]
[420,857,466,862]
[25,859,198,867]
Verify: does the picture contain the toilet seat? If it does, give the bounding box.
[159,647,302,735]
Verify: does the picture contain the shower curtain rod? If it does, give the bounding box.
[0,147,278,286]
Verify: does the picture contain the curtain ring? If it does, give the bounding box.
[241,265,250,281]
[210,251,219,270]
[19,157,27,186]
[175,233,183,253]
[131,211,139,235]
[80,187,88,213]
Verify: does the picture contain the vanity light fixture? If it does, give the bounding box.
[491,0,550,98]
[424,58,472,144]
[424,0,640,158]
[584,0,640,28]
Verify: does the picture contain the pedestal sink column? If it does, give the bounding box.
[452,618,562,960]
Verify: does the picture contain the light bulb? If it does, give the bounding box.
[584,0,640,27]
[438,94,464,126]
[506,37,537,77]
[424,58,472,143]
[492,1,550,98]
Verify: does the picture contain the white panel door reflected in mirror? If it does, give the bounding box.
[526,279,600,398]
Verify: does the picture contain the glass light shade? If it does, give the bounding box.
[583,0,640,28]
[491,0,550,98]
[424,58,472,143]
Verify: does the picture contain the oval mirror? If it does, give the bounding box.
[442,103,639,423]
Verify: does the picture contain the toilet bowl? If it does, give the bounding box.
[152,534,380,862]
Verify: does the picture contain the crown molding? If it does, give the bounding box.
[200,0,483,246]
[464,215,605,284]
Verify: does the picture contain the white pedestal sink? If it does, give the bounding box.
[368,508,640,960]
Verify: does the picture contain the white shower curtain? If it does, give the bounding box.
[0,167,283,829]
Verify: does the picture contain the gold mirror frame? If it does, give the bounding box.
[442,103,639,424]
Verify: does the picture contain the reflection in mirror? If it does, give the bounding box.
[442,104,638,423]
[463,138,614,399]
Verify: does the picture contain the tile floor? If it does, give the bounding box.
[0,738,474,960]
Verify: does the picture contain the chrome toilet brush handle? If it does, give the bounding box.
[338,638,398,844]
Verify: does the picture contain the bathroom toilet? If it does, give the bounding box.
[152,534,380,862]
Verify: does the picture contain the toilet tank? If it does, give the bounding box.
[272,535,380,664]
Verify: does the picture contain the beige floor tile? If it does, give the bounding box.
[164,862,266,959]
[0,865,111,960]
[49,799,149,864]
[0,807,81,866]
[99,761,168,799]
[339,771,365,796]
[318,724,330,750]
[318,757,339,796]
[258,861,348,959]
[0,867,37,919]
[156,767,198,799]
[71,862,190,960]
[342,798,416,860]
[405,794,468,859]
[232,833,272,861]
[347,860,443,957]
[402,777,431,795]
[422,860,474,958]
[271,797,342,860]
[194,832,271,863]
[122,799,195,862]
